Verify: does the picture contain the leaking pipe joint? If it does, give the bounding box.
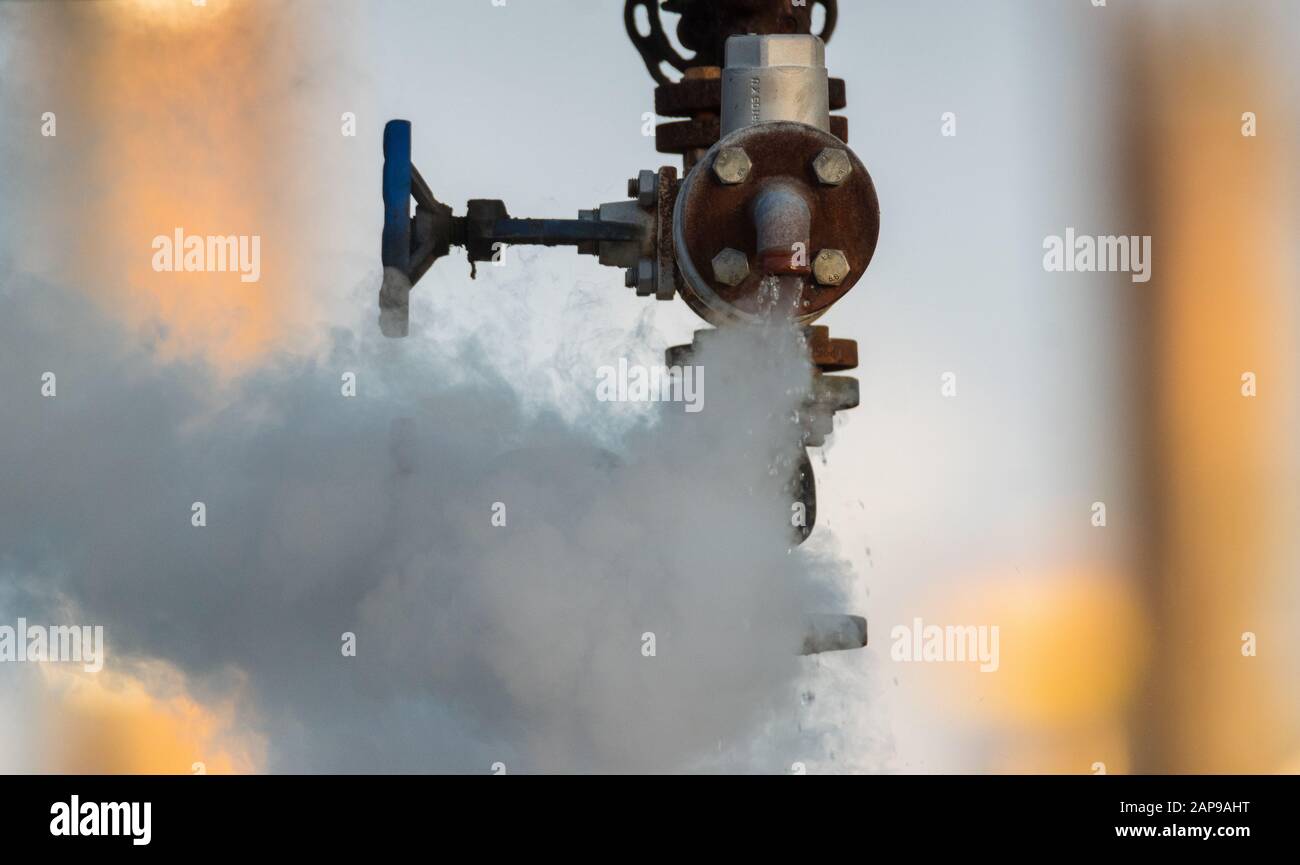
[750,179,813,275]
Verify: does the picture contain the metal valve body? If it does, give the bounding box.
[377,1,869,653]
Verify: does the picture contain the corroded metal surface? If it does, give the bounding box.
[673,121,880,326]
[657,76,846,117]
[804,325,858,372]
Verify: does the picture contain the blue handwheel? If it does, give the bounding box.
[382,119,413,274]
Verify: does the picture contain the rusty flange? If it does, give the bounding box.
[664,327,859,447]
[656,77,848,117]
[655,165,679,299]
[672,121,879,326]
[655,70,848,163]
[803,325,858,372]
[657,114,849,157]
[666,326,857,373]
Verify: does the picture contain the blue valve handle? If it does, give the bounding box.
[382,119,413,274]
[378,117,642,340]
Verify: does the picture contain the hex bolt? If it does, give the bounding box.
[625,266,638,288]
[812,249,851,286]
[627,177,639,198]
[712,147,752,185]
[711,248,750,286]
[812,148,852,185]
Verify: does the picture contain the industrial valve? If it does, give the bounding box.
[379,0,870,654]
[378,123,670,337]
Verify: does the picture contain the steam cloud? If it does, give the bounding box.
[0,262,883,771]
[0,0,883,773]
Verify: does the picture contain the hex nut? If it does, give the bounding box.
[812,249,850,286]
[636,169,658,208]
[635,258,656,296]
[812,148,852,185]
[713,147,752,185]
[711,248,750,286]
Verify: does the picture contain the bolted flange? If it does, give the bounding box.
[673,121,880,326]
